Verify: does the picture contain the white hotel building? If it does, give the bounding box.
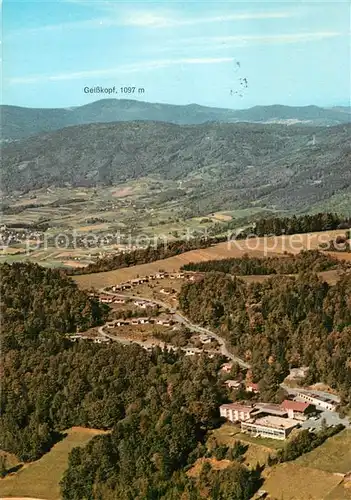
[241,416,298,440]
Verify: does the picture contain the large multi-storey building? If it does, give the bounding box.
[241,416,298,440]
[219,403,256,422]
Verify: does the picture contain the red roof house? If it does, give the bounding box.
[281,399,315,420]
[246,382,260,393]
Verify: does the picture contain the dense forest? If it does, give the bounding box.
[68,212,349,276]
[253,212,348,236]
[0,262,108,350]
[0,262,262,499]
[179,271,351,409]
[1,254,350,498]
[182,250,347,275]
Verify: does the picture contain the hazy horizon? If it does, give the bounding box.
[2,97,350,111]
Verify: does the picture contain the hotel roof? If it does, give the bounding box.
[281,400,311,412]
[254,403,287,416]
[251,416,298,430]
[220,402,255,413]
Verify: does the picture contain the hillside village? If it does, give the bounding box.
[68,268,351,447]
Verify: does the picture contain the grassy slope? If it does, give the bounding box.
[263,430,351,499]
[263,463,344,500]
[0,427,107,500]
[295,429,351,474]
[73,230,346,290]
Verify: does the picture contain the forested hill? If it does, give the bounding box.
[0,260,262,499]
[0,262,107,350]
[2,99,350,140]
[181,250,349,276]
[178,270,351,409]
[1,260,350,498]
[2,121,350,212]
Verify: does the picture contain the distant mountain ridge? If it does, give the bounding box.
[1,99,350,140]
[2,120,350,213]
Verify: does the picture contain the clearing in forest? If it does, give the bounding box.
[0,427,107,500]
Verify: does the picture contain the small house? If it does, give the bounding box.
[115,320,127,326]
[99,295,114,304]
[221,362,233,373]
[138,317,150,324]
[225,380,242,389]
[246,382,260,393]
[114,298,126,304]
[94,337,111,344]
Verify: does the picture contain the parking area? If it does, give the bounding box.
[300,410,351,430]
[282,385,351,430]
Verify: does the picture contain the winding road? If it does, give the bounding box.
[99,287,251,368]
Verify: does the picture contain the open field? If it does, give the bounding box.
[116,278,183,306]
[295,429,351,474]
[211,426,275,467]
[187,457,232,477]
[73,230,347,289]
[106,324,171,345]
[2,181,261,251]
[0,427,107,500]
[207,424,351,498]
[263,463,344,500]
[2,181,348,272]
[325,481,351,500]
[211,423,284,452]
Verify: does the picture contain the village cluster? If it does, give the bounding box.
[108,270,202,293]
[69,270,216,354]
[69,270,349,442]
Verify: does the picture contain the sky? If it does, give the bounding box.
[2,0,351,109]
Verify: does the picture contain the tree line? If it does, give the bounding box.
[67,212,349,276]
[182,250,347,276]
[254,212,349,237]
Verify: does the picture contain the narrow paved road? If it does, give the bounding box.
[99,287,251,368]
[98,323,204,356]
